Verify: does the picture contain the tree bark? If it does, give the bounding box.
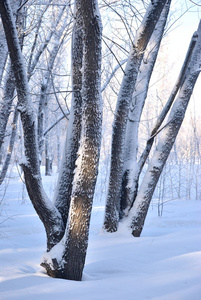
[104,0,168,232]
[120,1,171,217]
[129,21,201,237]
[42,0,103,281]
[53,5,83,226]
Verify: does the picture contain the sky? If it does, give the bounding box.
[166,0,201,115]
[168,1,201,69]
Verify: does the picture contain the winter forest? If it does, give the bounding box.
[0,0,201,299]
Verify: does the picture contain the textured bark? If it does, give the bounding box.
[62,0,102,280]
[129,21,201,237]
[104,0,167,232]
[0,63,15,153]
[120,1,171,217]
[53,7,83,226]
[42,0,103,281]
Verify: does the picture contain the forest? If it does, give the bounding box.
[0,0,201,298]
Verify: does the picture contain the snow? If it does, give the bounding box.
[0,167,201,300]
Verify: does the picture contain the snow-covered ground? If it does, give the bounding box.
[0,168,201,300]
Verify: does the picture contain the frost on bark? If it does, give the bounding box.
[120,1,171,218]
[1,0,102,281]
[0,62,15,153]
[42,0,102,281]
[62,0,102,280]
[104,0,168,232]
[53,5,83,227]
[129,21,201,237]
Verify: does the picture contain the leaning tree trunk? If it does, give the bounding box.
[120,1,171,218]
[121,22,198,217]
[104,0,168,232]
[128,22,201,237]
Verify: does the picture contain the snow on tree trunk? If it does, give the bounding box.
[62,0,102,280]
[128,22,201,237]
[0,0,64,251]
[138,25,198,174]
[42,0,103,281]
[53,6,83,227]
[104,0,168,232]
[0,62,15,154]
[120,2,171,217]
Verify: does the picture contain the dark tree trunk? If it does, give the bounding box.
[42,0,103,281]
[61,0,102,280]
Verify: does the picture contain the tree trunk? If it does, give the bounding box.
[129,22,201,237]
[53,5,83,226]
[0,62,15,153]
[120,1,171,217]
[42,0,103,281]
[104,0,168,232]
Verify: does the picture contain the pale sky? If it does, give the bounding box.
[167,1,201,115]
